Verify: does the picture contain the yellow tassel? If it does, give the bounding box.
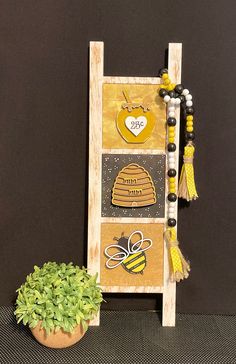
[164,228,190,282]
[178,143,198,201]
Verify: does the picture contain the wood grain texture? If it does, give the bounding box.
[88,42,181,327]
[101,286,163,293]
[103,76,160,84]
[101,217,165,224]
[87,41,104,326]
[102,148,165,155]
[162,43,182,327]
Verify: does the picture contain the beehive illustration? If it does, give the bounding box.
[112,163,156,207]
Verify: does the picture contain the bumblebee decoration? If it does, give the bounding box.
[104,230,152,274]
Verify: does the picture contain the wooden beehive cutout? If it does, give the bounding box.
[112,163,156,207]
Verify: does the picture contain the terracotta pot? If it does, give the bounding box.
[31,321,88,348]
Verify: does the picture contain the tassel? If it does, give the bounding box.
[178,142,198,201]
[164,228,190,282]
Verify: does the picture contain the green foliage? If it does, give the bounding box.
[14,262,103,335]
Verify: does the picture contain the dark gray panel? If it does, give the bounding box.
[102,154,166,218]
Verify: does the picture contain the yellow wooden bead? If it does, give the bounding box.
[160,84,166,88]
[162,73,169,80]
[169,132,175,138]
[168,126,175,132]
[169,137,175,143]
[186,121,193,127]
[164,79,171,85]
[167,84,173,91]
[169,177,175,183]
[187,126,193,132]
[186,115,193,121]
[169,188,176,193]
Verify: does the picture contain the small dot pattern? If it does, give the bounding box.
[170,247,183,273]
[1,307,236,364]
[184,145,198,199]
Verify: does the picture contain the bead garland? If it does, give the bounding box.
[158,68,195,227]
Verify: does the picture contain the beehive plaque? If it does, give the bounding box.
[102,154,165,218]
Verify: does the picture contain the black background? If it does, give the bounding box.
[0,0,235,314]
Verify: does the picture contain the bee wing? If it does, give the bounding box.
[137,238,153,252]
[128,230,153,253]
[105,244,129,269]
[127,230,142,253]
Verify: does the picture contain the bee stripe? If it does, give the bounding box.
[123,252,142,264]
[132,262,146,273]
[126,255,146,269]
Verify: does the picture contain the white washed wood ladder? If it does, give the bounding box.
[87,42,182,327]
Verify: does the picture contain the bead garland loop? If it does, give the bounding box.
[158,68,196,226]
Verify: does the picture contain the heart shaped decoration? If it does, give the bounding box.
[125,116,147,137]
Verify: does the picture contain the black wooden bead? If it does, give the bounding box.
[167,143,176,152]
[159,88,168,98]
[185,131,195,141]
[168,218,176,227]
[168,90,175,98]
[159,68,168,76]
[168,169,176,177]
[168,193,177,202]
[167,117,176,126]
[175,84,184,94]
[186,106,195,115]
[179,95,185,103]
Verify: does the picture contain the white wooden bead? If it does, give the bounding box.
[168,207,175,213]
[168,106,175,111]
[170,98,175,105]
[168,157,175,164]
[168,111,175,118]
[182,89,189,96]
[168,212,175,218]
[169,163,175,169]
[169,202,176,208]
[185,94,192,101]
[164,95,170,103]
[175,98,181,105]
[186,100,193,107]
[168,152,175,158]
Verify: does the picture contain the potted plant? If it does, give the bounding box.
[14,262,103,348]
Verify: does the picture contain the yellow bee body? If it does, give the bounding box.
[122,251,146,274]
